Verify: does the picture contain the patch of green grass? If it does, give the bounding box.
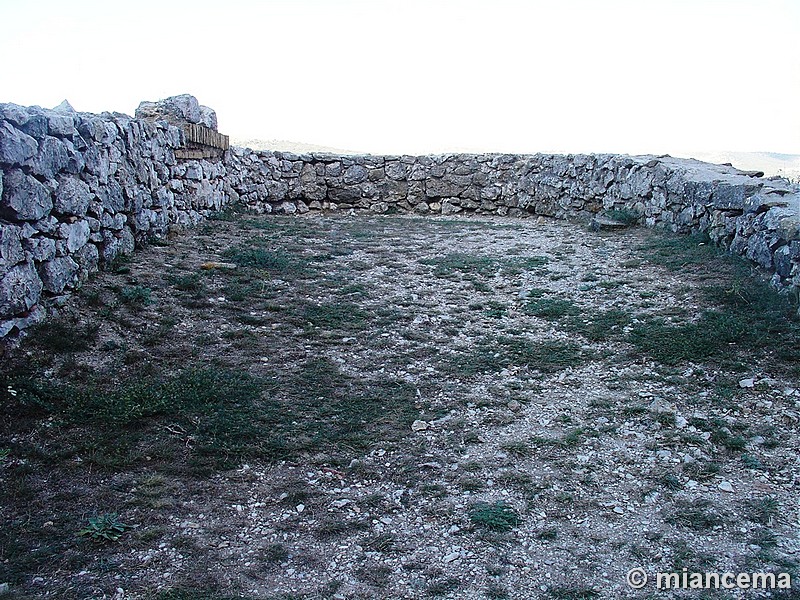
[640,233,722,270]
[455,336,588,376]
[741,453,765,470]
[421,253,499,278]
[524,297,580,319]
[742,497,780,526]
[302,302,367,330]
[29,318,99,354]
[7,368,251,467]
[483,301,508,319]
[167,273,204,292]
[566,309,631,342]
[628,312,745,365]
[688,417,749,451]
[525,287,549,298]
[634,232,800,369]
[561,427,590,447]
[469,501,521,532]
[604,208,640,226]
[420,253,548,279]
[276,357,419,456]
[597,280,625,289]
[119,285,152,307]
[426,577,461,597]
[222,244,297,274]
[500,440,533,457]
[667,499,723,530]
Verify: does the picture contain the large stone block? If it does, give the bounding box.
[0,121,38,166]
[385,161,408,180]
[54,175,91,216]
[711,182,762,210]
[0,261,42,318]
[745,232,774,269]
[0,224,24,275]
[38,256,79,293]
[47,113,77,137]
[0,168,53,221]
[23,235,56,262]
[136,94,202,125]
[57,220,91,253]
[343,165,369,185]
[774,244,793,278]
[19,114,49,138]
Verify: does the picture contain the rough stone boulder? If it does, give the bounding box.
[0,261,42,318]
[135,94,218,131]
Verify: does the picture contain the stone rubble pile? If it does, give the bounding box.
[1,94,798,338]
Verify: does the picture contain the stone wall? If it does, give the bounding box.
[0,99,227,337]
[224,148,800,290]
[2,95,799,339]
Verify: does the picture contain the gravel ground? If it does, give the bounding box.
[2,213,799,600]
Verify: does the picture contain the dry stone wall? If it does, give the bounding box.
[1,95,799,339]
[224,148,800,289]
[0,99,227,337]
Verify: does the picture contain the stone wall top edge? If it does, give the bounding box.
[229,144,789,185]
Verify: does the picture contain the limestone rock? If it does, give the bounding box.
[135,94,202,125]
[54,175,91,216]
[52,100,77,114]
[0,121,38,166]
[385,162,408,180]
[440,199,462,215]
[343,165,369,185]
[57,220,91,253]
[23,236,56,262]
[199,105,218,130]
[0,169,53,221]
[30,135,69,178]
[0,261,42,318]
[0,225,24,275]
[38,256,79,293]
[47,113,77,137]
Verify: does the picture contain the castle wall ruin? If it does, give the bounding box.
[1,96,798,338]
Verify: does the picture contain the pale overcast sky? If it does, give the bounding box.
[1,0,798,155]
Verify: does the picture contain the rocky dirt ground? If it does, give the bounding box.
[1,212,799,600]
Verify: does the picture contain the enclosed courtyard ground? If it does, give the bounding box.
[1,213,799,599]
